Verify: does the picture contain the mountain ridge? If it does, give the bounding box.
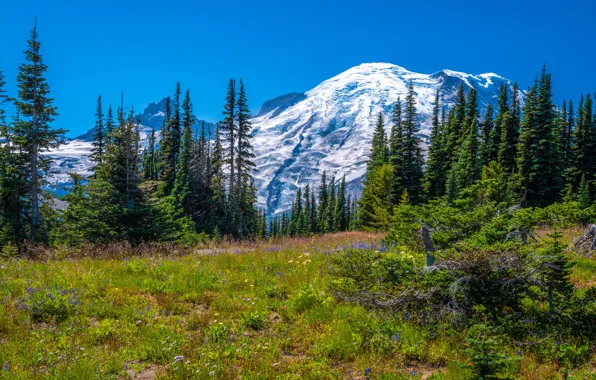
[46,62,516,212]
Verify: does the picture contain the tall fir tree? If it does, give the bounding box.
[517,67,562,206]
[424,90,447,198]
[160,84,182,195]
[389,98,405,201]
[489,84,509,162]
[14,18,65,242]
[142,128,157,180]
[171,90,194,217]
[479,102,494,168]
[90,95,105,164]
[399,80,425,203]
[234,79,257,238]
[368,112,389,172]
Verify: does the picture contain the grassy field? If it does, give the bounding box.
[0,231,595,379]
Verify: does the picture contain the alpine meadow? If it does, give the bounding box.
[2,4,596,379]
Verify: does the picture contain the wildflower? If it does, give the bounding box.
[410,369,417,376]
[405,312,411,321]
[3,362,8,372]
[391,333,400,342]
[123,362,129,370]
[174,355,184,362]
[209,371,215,376]
[516,350,521,356]
[364,367,372,375]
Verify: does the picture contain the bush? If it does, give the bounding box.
[241,312,266,330]
[461,324,518,379]
[292,284,331,312]
[18,286,81,323]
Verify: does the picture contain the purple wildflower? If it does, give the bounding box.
[174,355,184,363]
[410,369,417,376]
[364,367,372,375]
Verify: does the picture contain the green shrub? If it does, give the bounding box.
[292,284,331,312]
[18,286,81,323]
[461,324,518,379]
[241,312,266,330]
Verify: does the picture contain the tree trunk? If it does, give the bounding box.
[421,224,436,267]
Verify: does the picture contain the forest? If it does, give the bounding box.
[0,20,595,379]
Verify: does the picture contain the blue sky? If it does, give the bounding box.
[1,0,594,137]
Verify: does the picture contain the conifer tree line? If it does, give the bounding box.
[71,78,263,244]
[268,172,359,238]
[0,20,266,248]
[359,69,596,230]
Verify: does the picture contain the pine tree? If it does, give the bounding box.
[318,170,329,233]
[160,84,182,195]
[90,95,105,164]
[234,79,256,239]
[497,83,520,173]
[333,175,347,231]
[424,90,447,198]
[157,96,172,178]
[142,128,157,180]
[400,80,425,203]
[14,18,65,242]
[389,98,405,201]
[368,112,388,172]
[479,103,494,168]
[446,83,467,164]
[327,175,336,232]
[211,123,227,232]
[517,67,562,206]
[171,90,194,218]
[490,84,509,161]
[221,79,237,195]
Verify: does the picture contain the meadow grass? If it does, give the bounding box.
[0,231,594,379]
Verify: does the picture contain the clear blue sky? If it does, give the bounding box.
[1,0,594,137]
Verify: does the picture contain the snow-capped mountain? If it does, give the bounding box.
[252,63,512,215]
[46,62,513,213]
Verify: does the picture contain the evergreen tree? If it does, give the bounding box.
[318,170,329,233]
[490,84,509,161]
[160,84,182,195]
[171,90,194,218]
[327,175,336,232]
[90,95,105,164]
[234,79,257,239]
[142,128,157,180]
[399,80,425,203]
[479,103,494,168]
[211,123,227,232]
[221,79,237,195]
[446,83,467,164]
[389,98,405,201]
[368,112,388,172]
[157,96,172,178]
[424,90,447,198]
[497,83,520,173]
[333,174,347,231]
[14,19,65,242]
[517,67,562,206]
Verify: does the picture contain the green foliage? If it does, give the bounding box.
[19,286,81,323]
[240,312,266,330]
[462,324,517,379]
